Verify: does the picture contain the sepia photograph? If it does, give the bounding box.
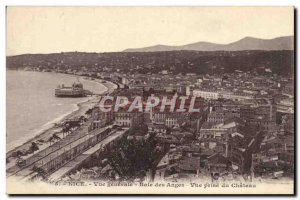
[5,6,295,195]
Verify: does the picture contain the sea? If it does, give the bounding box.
[6,70,107,152]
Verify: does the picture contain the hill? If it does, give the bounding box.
[7,50,294,76]
[124,36,294,52]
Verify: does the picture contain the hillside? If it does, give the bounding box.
[7,50,294,76]
[124,36,294,52]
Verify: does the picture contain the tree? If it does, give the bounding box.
[107,135,162,181]
[30,142,39,153]
[31,165,48,181]
[52,133,61,141]
[85,108,93,116]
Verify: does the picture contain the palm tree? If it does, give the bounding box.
[85,108,93,117]
[52,133,61,141]
[30,142,39,154]
[61,123,71,138]
[68,120,81,131]
[79,115,86,124]
[48,136,55,146]
[31,165,48,181]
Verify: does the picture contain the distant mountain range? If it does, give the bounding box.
[124,36,294,52]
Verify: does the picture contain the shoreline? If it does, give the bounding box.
[6,71,117,160]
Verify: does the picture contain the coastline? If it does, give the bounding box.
[6,71,117,161]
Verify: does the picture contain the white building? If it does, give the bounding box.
[192,89,219,99]
[218,91,253,102]
[165,116,178,128]
[186,86,191,96]
[121,77,129,85]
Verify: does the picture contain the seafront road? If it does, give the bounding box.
[7,122,127,181]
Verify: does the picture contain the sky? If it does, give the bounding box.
[6,7,294,55]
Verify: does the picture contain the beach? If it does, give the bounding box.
[6,71,117,167]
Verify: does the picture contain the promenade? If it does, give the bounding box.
[7,124,122,180]
[48,129,127,180]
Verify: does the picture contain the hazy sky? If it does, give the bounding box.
[7,7,294,55]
